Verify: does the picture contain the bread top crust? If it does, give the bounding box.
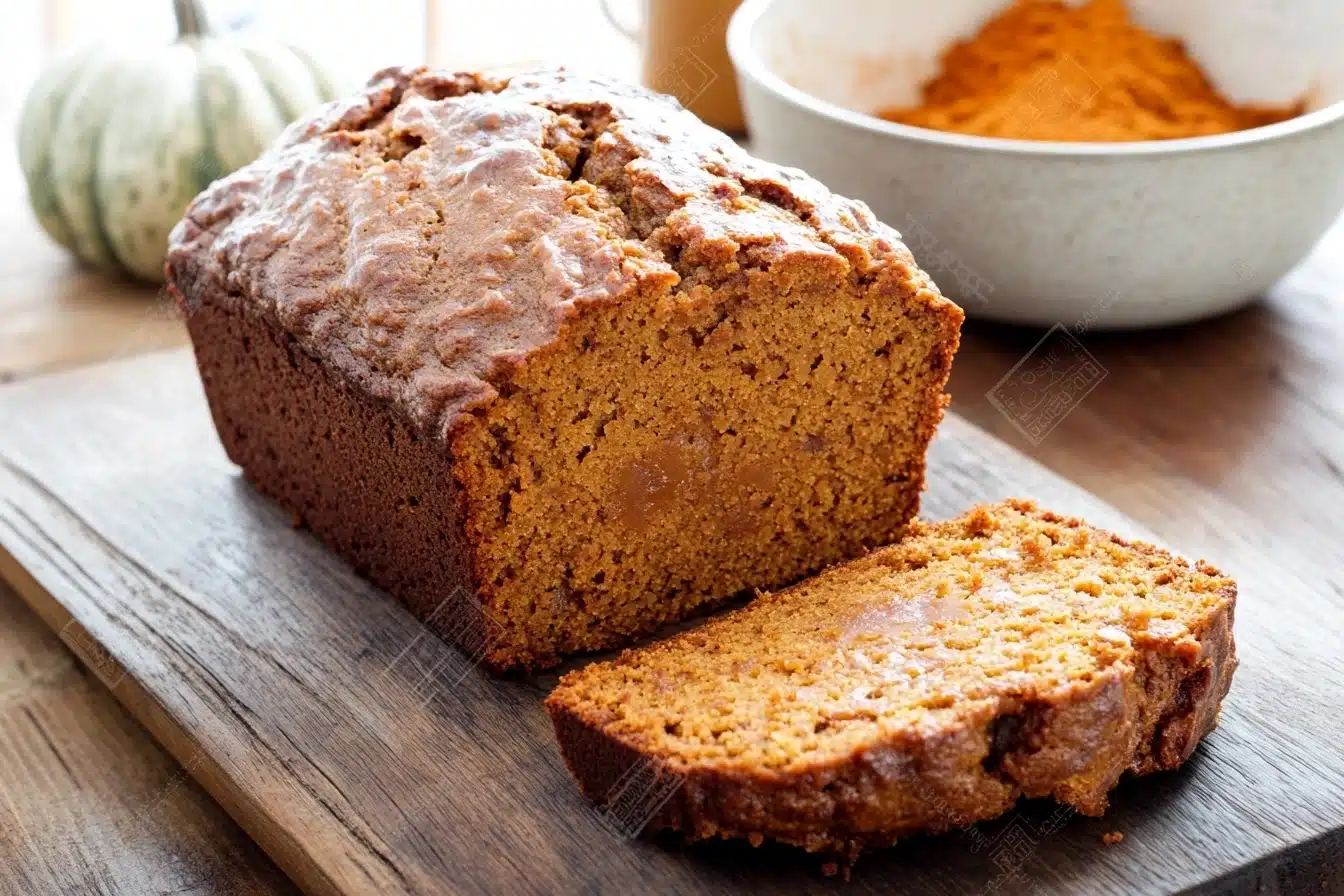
[166,66,947,441]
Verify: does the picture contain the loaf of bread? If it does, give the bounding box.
[546,500,1237,861]
[166,67,963,671]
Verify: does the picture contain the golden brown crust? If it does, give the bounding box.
[167,65,950,443]
[168,66,964,673]
[545,500,1237,858]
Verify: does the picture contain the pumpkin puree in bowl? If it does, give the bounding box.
[879,0,1304,141]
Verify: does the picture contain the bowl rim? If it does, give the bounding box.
[727,0,1344,157]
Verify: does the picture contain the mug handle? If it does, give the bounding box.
[599,0,642,40]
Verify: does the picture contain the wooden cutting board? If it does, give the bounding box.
[0,349,1340,896]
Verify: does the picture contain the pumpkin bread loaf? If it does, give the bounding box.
[546,500,1238,860]
[165,67,964,671]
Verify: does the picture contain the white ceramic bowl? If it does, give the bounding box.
[728,0,1344,328]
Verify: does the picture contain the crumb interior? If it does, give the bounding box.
[457,267,953,667]
[554,500,1233,770]
[440,92,956,667]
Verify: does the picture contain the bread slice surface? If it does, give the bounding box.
[546,499,1238,857]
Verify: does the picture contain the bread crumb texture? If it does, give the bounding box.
[547,500,1237,857]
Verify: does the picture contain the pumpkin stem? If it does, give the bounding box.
[173,0,212,38]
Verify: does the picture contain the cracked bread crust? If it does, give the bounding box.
[167,66,963,671]
[167,65,944,442]
[546,500,1237,861]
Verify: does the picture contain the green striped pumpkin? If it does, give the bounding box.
[16,0,343,282]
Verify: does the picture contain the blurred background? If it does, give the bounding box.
[1,0,639,102]
[0,0,643,203]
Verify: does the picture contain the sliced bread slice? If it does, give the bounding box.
[545,499,1237,861]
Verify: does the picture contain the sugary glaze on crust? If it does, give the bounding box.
[546,499,1238,859]
[168,66,963,670]
[167,66,947,441]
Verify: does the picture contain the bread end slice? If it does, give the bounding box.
[545,499,1237,859]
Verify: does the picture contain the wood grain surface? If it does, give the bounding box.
[0,350,1339,895]
[0,574,295,896]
